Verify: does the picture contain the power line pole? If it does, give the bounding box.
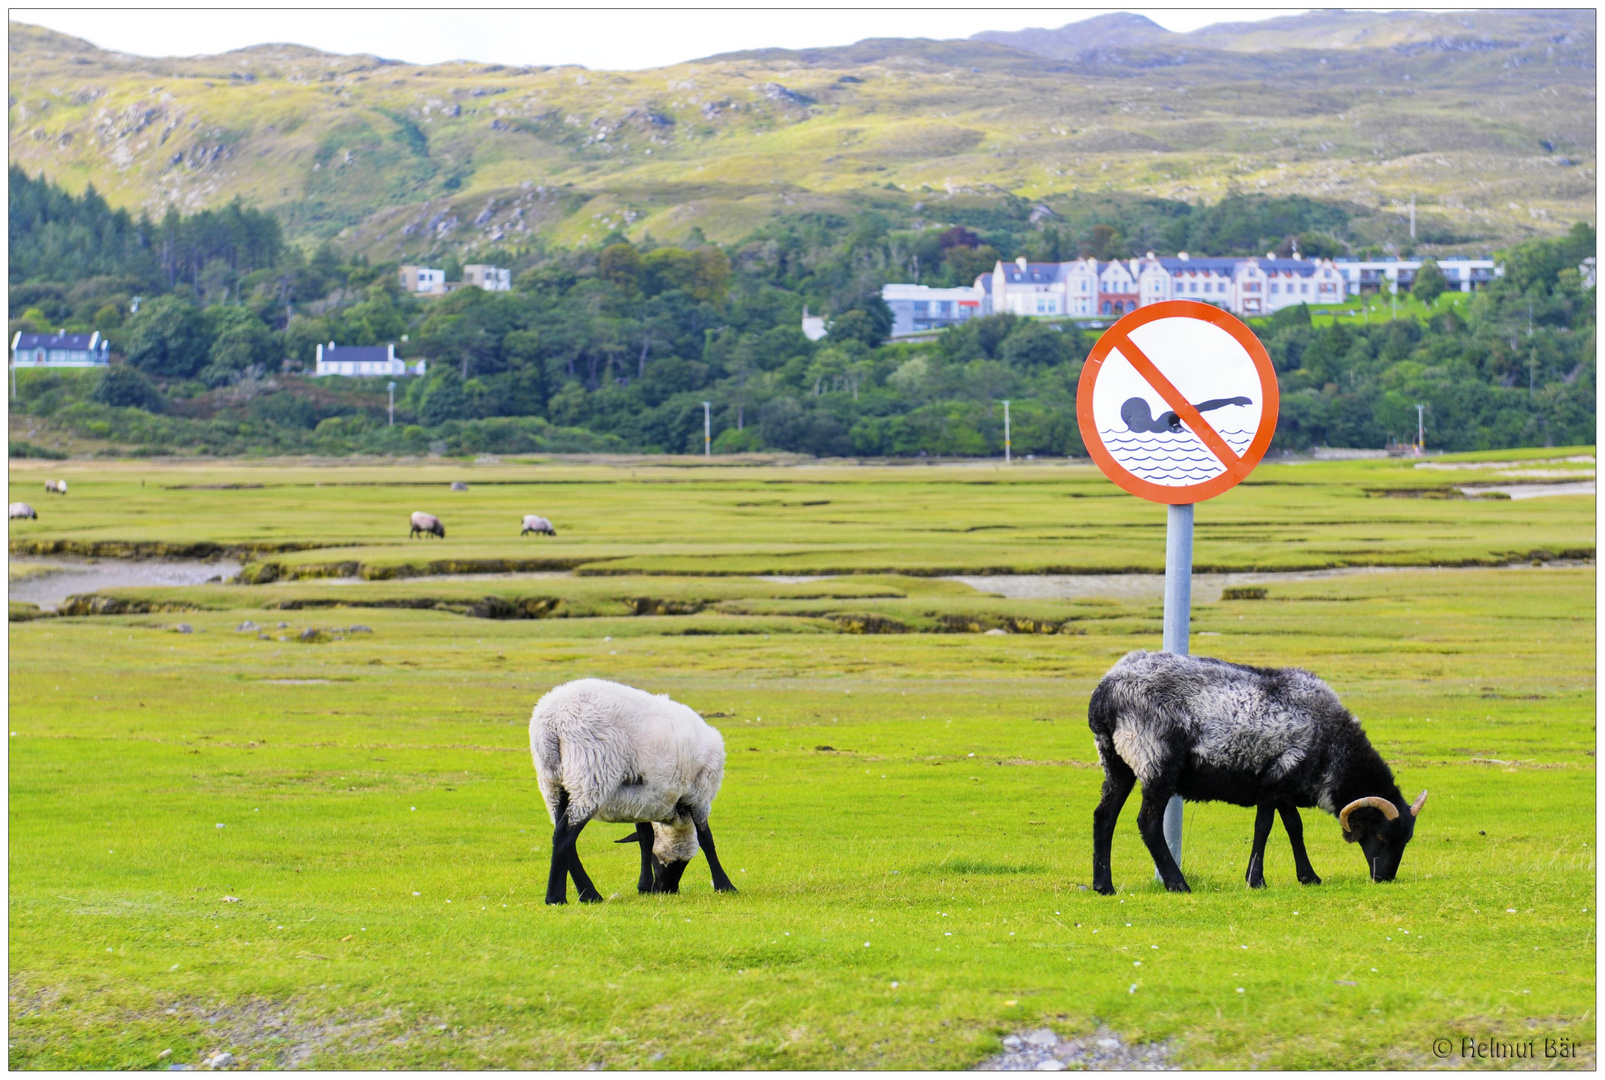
[1002,400,1011,463]
[1415,403,1425,452]
[702,401,711,457]
[388,381,396,427]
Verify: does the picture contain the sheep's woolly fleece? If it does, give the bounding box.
[529,678,725,864]
[1095,649,1357,810]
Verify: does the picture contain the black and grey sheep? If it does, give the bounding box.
[409,511,445,538]
[1088,650,1426,894]
[529,678,737,905]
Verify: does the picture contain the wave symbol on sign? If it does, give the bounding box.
[1098,428,1256,484]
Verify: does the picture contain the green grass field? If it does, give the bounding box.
[8,457,1596,1069]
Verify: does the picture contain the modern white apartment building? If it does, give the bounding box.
[882,283,985,336]
[1330,256,1498,295]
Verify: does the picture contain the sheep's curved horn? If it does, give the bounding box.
[1410,789,1428,816]
[1339,796,1400,833]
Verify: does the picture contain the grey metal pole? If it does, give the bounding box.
[702,401,711,457]
[1002,400,1011,463]
[388,381,396,427]
[1156,501,1193,877]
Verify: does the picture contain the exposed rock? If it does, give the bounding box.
[976,1026,1177,1071]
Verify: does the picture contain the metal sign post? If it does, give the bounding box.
[1002,399,1011,463]
[1160,502,1193,870]
[388,381,397,427]
[1076,300,1280,885]
[702,401,711,457]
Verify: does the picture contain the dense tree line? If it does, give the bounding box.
[7,169,1593,458]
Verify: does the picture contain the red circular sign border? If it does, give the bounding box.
[1076,300,1280,505]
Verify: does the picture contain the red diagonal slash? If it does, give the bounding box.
[1108,329,1242,471]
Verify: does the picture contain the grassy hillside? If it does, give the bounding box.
[7,10,1595,257]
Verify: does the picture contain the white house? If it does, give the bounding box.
[399,265,448,295]
[801,306,828,342]
[313,342,426,378]
[12,330,110,367]
[463,264,512,291]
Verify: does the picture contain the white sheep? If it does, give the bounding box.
[521,514,556,536]
[44,480,68,495]
[9,502,37,520]
[529,678,737,904]
[409,511,445,538]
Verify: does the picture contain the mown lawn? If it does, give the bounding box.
[7,460,1596,1069]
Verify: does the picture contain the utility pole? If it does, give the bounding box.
[388,381,397,427]
[1002,400,1011,463]
[1415,403,1425,452]
[702,401,711,457]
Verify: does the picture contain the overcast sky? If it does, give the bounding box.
[12,7,1313,70]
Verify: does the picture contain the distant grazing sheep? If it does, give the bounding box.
[44,480,68,495]
[409,511,445,539]
[521,514,556,536]
[530,678,737,904]
[9,502,37,520]
[1088,650,1426,894]
[450,481,469,491]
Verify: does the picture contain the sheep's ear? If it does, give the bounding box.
[1341,828,1356,843]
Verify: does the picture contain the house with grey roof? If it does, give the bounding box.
[11,330,110,367]
[313,342,427,378]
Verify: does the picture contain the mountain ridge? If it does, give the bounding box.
[8,10,1594,257]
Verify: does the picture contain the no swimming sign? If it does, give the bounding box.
[1076,301,1280,504]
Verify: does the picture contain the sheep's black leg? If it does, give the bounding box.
[1278,804,1322,885]
[622,823,655,893]
[546,790,579,905]
[565,820,603,903]
[1091,755,1136,896]
[1246,803,1275,888]
[696,821,738,893]
[1136,784,1189,892]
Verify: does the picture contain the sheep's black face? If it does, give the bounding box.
[654,858,690,894]
[1344,809,1416,881]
